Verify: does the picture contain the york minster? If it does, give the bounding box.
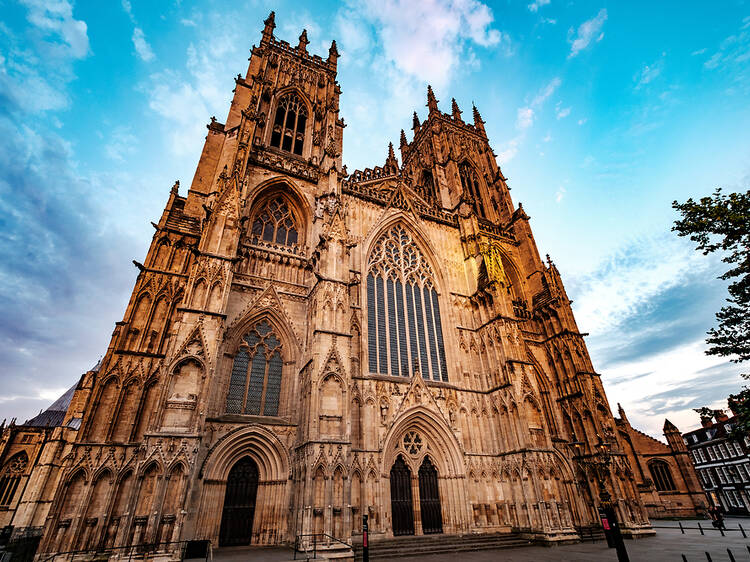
[0,12,664,560]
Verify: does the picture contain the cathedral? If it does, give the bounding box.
[0,12,661,559]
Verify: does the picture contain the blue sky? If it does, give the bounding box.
[1,0,749,438]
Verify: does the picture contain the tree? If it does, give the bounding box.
[673,188,750,436]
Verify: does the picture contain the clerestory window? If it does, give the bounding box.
[0,452,27,507]
[271,93,307,155]
[250,196,299,248]
[366,225,448,382]
[226,320,283,416]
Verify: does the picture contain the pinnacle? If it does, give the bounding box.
[412,111,420,130]
[427,85,438,112]
[451,97,462,121]
[400,129,408,148]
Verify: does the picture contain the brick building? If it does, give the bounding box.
[684,409,750,516]
[0,13,656,559]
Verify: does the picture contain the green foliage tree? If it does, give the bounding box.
[673,188,750,436]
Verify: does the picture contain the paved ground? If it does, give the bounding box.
[211,518,750,561]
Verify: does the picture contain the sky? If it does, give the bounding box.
[1,0,749,439]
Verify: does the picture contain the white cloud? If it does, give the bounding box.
[555,102,571,119]
[347,0,510,90]
[497,137,520,162]
[20,0,90,59]
[568,8,607,58]
[691,47,707,56]
[516,107,534,130]
[555,185,566,202]
[132,27,155,62]
[578,117,587,125]
[1,0,89,114]
[634,53,665,89]
[572,234,709,335]
[105,126,138,161]
[527,0,550,13]
[543,132,552,142]
[122,0,155,62]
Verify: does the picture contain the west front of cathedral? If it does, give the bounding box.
[0,13,666,559]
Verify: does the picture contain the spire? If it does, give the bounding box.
[262,11,276,43]
[412,111,421,133]
[385,142,399,174]
[472,103,486,136]
[663,419,679,433]
[617,403,629,424]
[327,40,339,69]
[426,85,438,114]
[400,129,408,150]
[297,29,309,54]
[451,98,463,121]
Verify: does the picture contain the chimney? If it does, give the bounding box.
[714,409,729,423]
[701,415,713,428]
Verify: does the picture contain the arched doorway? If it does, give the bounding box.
[418,456,443,534]
[390,455,414,536]
[219,457,259,546]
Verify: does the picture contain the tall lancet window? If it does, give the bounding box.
[366,225,448,382]
[458,162,486,218]
[226,320,283,416]
[271,93,307,155]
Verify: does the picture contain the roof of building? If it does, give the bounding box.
[683,415,737,444]
[22,382,77,428]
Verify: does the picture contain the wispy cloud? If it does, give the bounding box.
[568,8,607,58]
[555,102,571,119]
[527,0,551,13]
[122,0,155,62]
[634,52,665,89]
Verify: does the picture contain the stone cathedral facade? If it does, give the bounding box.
[2,13,658,558]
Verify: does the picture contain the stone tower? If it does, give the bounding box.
[24,13,654,558]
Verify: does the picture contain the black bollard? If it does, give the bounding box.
[727,548,736,562]
[739,524,746,538]
[705,552,712,562]
[362,514,369,562]
[698,522,704,535]
[679,521,684,534]
[681,556,688,562]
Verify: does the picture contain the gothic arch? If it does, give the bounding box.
[362,214,447,291]
[381,406,464,478]
[245,177,312,245]
[201,425,289,482]
[223,307,301,363]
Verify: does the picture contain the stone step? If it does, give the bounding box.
[352,533,532,561]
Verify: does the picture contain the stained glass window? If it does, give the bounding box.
[250,196,299,248]
[366,225,448,381]
[270,93,307,155]
[226,320,284,416]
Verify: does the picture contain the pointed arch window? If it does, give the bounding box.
[366,225,448,382]
[421,169,437,202]
[271,93,307,155]
[0,452,27,507]
[226,320,283,416]
[458,162,486,218]
[648,460,676,492]
[250,196,299,248]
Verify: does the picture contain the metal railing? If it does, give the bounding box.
[293,534,351,561]
[35,540,192,562]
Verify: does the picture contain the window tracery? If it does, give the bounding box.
[250,196,299,248]
[648,460,676,492]
[270,93,307,155]
[0,453,27,507]
[366,225,448,381]
[226,320,283,416]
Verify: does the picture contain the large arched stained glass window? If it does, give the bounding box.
[0,452,27,507]
[366,225,448,382]
[458,162,486,218]
[226,320,283,416]
[270,93,307,155]
[250,196,299,248]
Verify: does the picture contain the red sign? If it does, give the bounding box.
[601,518,610,530]
[363,531,368,547]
